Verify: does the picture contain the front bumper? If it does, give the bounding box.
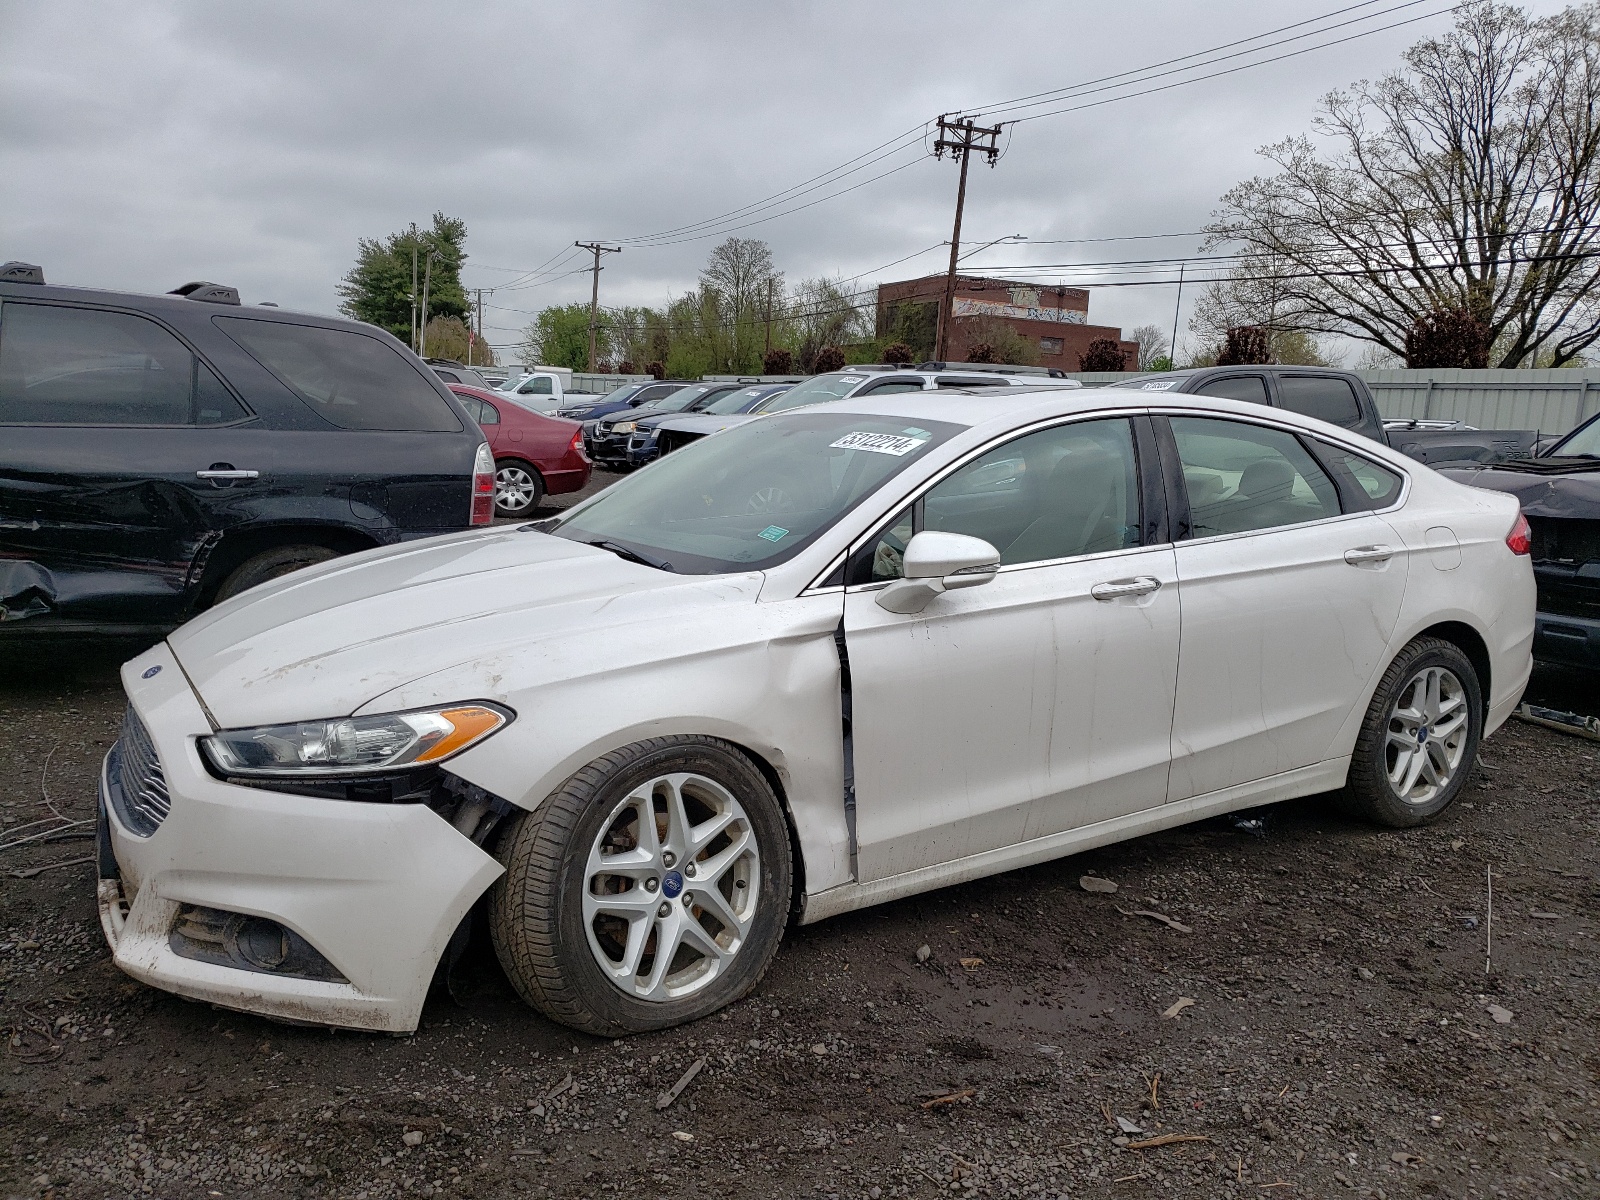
[624,433,660,466]
[96,643,504,1032]
[587,429,634,464]
[1534,610,1600,669]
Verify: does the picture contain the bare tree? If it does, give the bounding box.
[1128,323,1170,370]
[1188,256,1328,364]
[1203,2,1600,367]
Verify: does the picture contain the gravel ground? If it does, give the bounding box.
[2,468,1596,1199]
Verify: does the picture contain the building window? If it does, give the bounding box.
[1040,337,1064,355]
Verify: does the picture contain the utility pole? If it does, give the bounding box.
[468,288,483,366]
[932,115,1004,362]
[764,277,775,357]
[410,243,419,352]
[1168,263,1185,370]
[575,241,621,373]
[419,249,435,358]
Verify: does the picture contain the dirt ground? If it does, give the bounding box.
[2,469,1596,1200]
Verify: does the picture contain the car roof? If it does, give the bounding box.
[0,279,376,335]
[789,383,1394,453]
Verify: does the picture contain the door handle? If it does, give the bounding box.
[1343,545,1394,565]
[195,469,259,480]
[1091,576,1161,601]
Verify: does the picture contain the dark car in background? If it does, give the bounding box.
[585,381,750,467]
[1440,411,1600,670]
[447,384,591,517]
[0,264,491,641]
[618,382,794,466]
[555,379,692,422]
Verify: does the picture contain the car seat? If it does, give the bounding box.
[1002,445,1129,563]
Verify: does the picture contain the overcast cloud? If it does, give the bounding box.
[0,0,1572,359]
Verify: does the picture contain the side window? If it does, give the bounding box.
[858,378,927,396]
[1194,375,1269,406]
[0,302,247,426]
[434,370,460,383]
[855,506,915,583]
[517,376,555,395]
[216,318,461,433]
[1317,442,1403,509]
[478,398,500,424]
[936,376,1005,389]
[1169,416,1341,536]
[1276,375,1363,428]
[454,394,482,422]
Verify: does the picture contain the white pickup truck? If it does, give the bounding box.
[495,369,600,415]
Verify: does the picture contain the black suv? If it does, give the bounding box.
[0,264,491,641]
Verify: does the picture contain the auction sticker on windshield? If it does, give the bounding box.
[758,526,789,542]
[830,431,929,456]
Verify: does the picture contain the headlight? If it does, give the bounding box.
[612,421,638,434]
[200,703,512,777]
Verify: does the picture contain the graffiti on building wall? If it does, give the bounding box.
[952,298,1087,325]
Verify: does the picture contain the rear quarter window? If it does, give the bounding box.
[216,317,462,432]
[1276,376,1363,429]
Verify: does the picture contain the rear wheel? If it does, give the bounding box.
[213,544,338,604]
[489,737,791,1035]
[494,460,544,518]
[1342,636,1482,827]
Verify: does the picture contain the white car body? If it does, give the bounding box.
[98,388,1534,1031]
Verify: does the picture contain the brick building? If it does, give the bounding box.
[876,274,1139,370]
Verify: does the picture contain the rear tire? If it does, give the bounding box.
[1342,636,1482,828]
[494,459,545,518]
[213,544,338,604]
[489,736,791,1036]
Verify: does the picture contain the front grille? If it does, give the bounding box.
[116,706,171,836]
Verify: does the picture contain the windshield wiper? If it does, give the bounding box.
[584,539,675,572]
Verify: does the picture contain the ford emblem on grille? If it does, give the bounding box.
[142,665,161,679]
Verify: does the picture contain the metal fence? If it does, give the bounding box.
[1062,369,1600,435]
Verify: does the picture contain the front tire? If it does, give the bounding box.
[1342,636,1482,827]
[489,737,792,1036]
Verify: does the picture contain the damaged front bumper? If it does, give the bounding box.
[96,643,504,1033]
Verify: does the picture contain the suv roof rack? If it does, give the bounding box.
[916,361,1067,378]
[169,281,241,305]
[425,357,471,368]
[1,261,45,284]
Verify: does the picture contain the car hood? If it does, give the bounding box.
[655,412,762,435]
[1441,458,1600,520]
[166,528,762,728]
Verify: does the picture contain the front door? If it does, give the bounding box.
[1162,414,1410,800]
[843,416,1181,882]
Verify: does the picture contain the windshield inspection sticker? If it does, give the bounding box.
[1139,381,1177,391]
[830,431,929,456]
[758,525,790,542]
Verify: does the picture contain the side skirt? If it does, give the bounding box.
[797,757,1350,925]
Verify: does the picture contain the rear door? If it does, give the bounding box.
[0,299,260,629]
[1161,413,1410,799]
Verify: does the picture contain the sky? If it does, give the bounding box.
[0,0,1571,362]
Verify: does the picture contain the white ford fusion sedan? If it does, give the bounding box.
[97,387,1535,1035]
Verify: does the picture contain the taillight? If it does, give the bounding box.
[471,443,495,525]
[571,427,585,455]
[1506,512,1532,556]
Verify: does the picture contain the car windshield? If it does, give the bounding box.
[704,386,783,415]
[551,410,962,573]
[756,372,871,413]
[1550,414,1600,457]
[636,384,717,415]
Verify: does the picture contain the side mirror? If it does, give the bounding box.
[876,531,1000,614]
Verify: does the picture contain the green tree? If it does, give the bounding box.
[518,304,595,371]
[337,213,469,345]
[421,317,496,366]
[1204,2,1600,366]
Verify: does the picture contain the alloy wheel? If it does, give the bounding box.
[1384,665,1468,806]
[582,772,760,1002]
[495,465,539,513]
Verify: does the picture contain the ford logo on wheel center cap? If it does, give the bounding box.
[662,871,684,899]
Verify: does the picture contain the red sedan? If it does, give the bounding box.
[449,384,591,518]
